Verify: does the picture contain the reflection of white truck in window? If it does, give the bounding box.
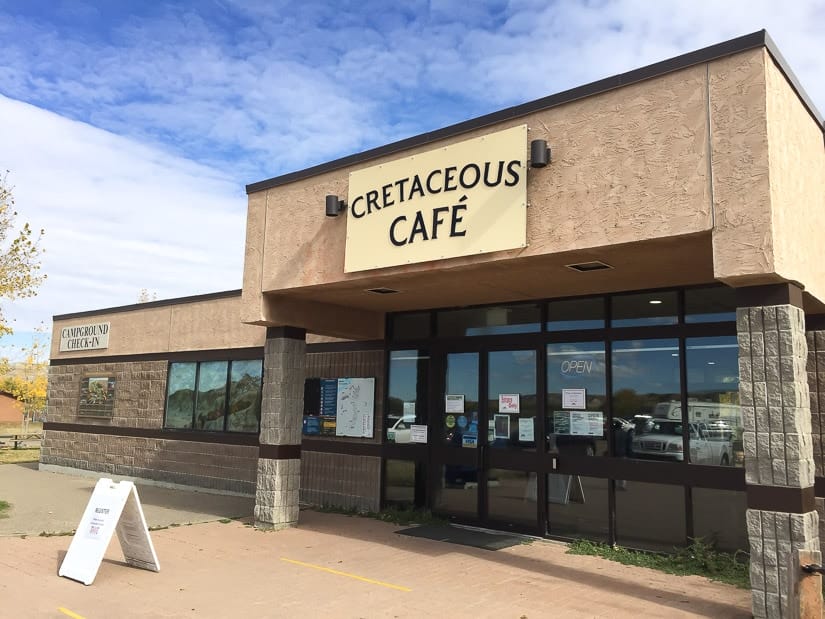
[631,419,732,465]
[654,401,741,439]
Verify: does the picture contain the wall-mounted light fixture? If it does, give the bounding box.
[530,139,551,168]
[325,195,346,217]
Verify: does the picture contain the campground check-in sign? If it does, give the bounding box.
[344,124,528,272]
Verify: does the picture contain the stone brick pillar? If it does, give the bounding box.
[739,303,820,617]
[254,327,306,530]
[805,327,825,581]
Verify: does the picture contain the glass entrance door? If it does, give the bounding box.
[431,347,541,533]
[432,351,481,520]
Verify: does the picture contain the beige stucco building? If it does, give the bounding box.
[44,31,825,617]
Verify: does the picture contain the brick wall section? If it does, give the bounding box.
[300,451,381,512]
[41,431,257,493]
[46,361,167,428]
[44,359,258,494]
[739,305,820,618]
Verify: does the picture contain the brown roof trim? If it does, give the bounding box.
[246,30,822,196]
[53,289,243,321]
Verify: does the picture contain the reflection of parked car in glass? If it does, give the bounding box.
[387,415,415,443]
[631,419,732,465]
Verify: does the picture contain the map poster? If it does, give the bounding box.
[335,378,375,438]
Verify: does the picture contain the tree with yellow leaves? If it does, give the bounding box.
[0,172,46,431]
[1,326,48,431]
[0,170,46,337]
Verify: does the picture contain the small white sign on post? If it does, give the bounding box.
[59,478,160,586]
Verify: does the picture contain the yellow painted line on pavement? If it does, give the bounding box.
[58,608,86,619]
[280,557,411,592]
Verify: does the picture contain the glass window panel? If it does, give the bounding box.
[547,297,605,331]
[546,343,607,457]
[548,475,609,542]
[685,286,736,323]
[227,359,262,433]
[686,337,741,467]
[386,350,429,443]
[443,353,479,447]
[487,469,537,528]
[392,312,431,339]
[611,291,678,327]
[383,459,417,508]
[488,350,537,450]
[437,304,541,337]
[165,362,196,429]
[616,481,686,551]
[194,361,228,431]
[692,488,748,553]
[612,339,681,461]
[434,464,478,518]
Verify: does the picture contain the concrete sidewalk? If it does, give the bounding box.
[0,462,254,536]
[0,463,751,618]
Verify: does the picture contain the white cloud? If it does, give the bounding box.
[0,0,823,344]
[0,95,245,332]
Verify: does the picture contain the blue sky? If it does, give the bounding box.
[0,0,823,358]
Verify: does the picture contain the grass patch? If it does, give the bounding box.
[567,538,750,589]
[0,499,10,518]
[0,448,40,465]
[313,504,447,527]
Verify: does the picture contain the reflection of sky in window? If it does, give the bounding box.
[447,353,479,400]
[612,339,680,393]
[198,361,228,392]
[389,350,428,402]
[488,350,535,396]
[231,359,262,382]
[687,336,739,391]
[168,363,196,392]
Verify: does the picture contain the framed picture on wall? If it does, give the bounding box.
[78,376,116,418]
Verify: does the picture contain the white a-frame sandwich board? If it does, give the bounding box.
[59,478,160,585]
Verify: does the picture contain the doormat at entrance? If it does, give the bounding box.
[396,524,523,551]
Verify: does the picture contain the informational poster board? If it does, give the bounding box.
[518,418,534,442]
[553,411,604,436]
[445,394,465,413]
[562,388,586,410]
[410,424,428,443]
[335,378,375,438]
[302,377,376,438]
[59,478,159,586]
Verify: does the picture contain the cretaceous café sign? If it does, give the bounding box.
[344,124,527,272]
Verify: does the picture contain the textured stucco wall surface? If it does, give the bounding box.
[52,295,265,359]
[709,49,774,284]
[765,56,825,305]
[242,63,714,324]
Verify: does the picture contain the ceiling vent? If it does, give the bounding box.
[565,261,613,273]
[366,287,400,294]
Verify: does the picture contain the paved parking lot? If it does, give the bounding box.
[0,464,751,618]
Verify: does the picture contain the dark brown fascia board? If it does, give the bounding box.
[246,29,822,196]
[53,289,243,322]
